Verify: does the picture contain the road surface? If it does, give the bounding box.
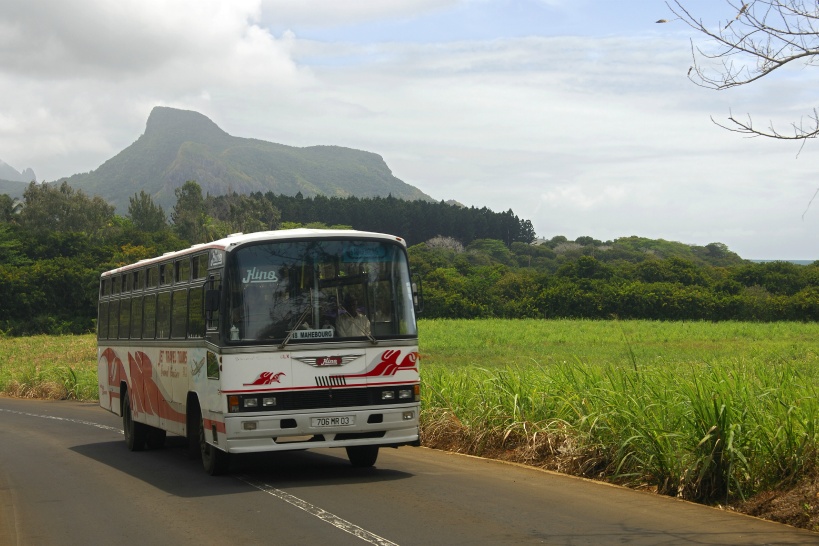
[0,397,816,545]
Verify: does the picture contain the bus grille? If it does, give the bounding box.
[233,386,414,412]
[287,388,370,410]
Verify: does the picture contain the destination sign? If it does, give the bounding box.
[290,329,334,340]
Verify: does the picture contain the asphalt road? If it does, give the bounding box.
[1,397,817,546]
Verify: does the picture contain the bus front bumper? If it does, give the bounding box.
[221,404,420,453]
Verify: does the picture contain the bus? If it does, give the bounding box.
[97,229,421,475]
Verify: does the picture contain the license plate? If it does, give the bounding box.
[311,415,355,427]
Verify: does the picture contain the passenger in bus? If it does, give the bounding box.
[336,295,371,337]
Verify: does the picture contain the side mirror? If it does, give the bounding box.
[411,276,423,313]
[205,289,220,313]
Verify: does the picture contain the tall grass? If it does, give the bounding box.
[0,334,98,400]
[420,319,819,503]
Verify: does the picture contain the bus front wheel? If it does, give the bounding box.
[346,445,379,467]
[199,415,229,476]
[122,392,147,452]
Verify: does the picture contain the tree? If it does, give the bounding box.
[171,181,206,243]
[0,194,22,223]
[205,192,281,235]
[426,235,464,253]
[128,191,167,232]
[518,219,536,244]
[668,0,819,140]
[18,181,114,236]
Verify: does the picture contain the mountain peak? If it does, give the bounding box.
[145,106,228,140]
[64,105,433,212]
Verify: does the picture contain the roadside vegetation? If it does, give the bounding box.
[3,320,819,530]
[0,334,97,400]
[418,319,819,530]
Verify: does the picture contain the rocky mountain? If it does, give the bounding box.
[0,160,35,182]
[0,160,33,200]
[63,106,432,213]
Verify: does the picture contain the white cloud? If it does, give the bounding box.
[0,0,307,177]
[0,0,817,259]
[259,0,457,27]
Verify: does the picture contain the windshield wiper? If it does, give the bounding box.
[278,304,314,349]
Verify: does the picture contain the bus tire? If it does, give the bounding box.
[346,445,379,467]
[122,392,147,452]
[186,402,201,460]
[199,415,229,476]
[146,427,167,450]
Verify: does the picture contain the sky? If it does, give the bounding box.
[1,0,819,260]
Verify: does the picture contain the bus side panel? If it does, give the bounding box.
[98,346,124,414]
[129,350,162,429]
[98,345,189,433]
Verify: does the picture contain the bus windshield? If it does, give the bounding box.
[227,239,417,343]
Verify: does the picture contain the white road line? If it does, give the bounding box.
[238,476,400,546]
[0,408,123,434]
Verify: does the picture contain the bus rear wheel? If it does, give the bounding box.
[122,392,147,452]
[199,415,229,475]
[346,445,379,467]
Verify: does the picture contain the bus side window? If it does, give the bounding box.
[119,297,131,339]
[176,258,190,283]
[130,296,143,339]
[109,299,119,339]
[188,287,205,338]
[157,292,171,339]
[160,263,172,286]
[193,254,208,280]
[171,288,188,339]
[143,294,157,339]
[98,301,109,339]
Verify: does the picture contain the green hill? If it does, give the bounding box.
[64,106,432,213]
[0,180,26,200]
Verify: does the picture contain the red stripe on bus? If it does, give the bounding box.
[203,418,226,433]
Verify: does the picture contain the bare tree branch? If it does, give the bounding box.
[668,0,819,141]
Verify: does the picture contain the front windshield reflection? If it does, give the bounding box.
[227,240,416,343]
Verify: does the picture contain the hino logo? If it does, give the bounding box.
[242,267,279,284]
[294,354,364,367]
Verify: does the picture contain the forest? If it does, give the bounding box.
[0,180,817,336]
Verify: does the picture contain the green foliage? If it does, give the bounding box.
[0,334,98,400]
[267,194,535,246]
[128,191,167,232]
[171,180,206,243]
[0,173,815,335]
[0,193,22,222]
[411,237,818,322]
[18,181,114,237]
[421,319,819,503]
[205,192,281,236]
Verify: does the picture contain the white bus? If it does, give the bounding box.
[97,229,421,475]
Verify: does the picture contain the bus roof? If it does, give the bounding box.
[101,228,407,276]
